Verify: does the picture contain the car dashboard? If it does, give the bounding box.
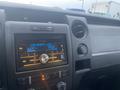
[0,2,120,90]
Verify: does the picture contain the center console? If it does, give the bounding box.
[5,21,72,90]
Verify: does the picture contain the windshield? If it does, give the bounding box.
[0,0,120,19]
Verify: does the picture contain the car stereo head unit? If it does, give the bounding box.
[15,34,68,72]
[5,21,72,90]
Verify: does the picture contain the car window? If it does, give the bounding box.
[0,0,119,19]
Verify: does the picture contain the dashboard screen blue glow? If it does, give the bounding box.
[27,43,59,53]
[15,34,67,72]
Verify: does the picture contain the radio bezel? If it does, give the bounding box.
[5,21,72,90]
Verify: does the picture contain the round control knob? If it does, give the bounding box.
[40,54,49,64]
[77,44,88,55]
[57,81,66,90]
[28,88,35,90]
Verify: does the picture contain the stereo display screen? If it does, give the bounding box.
[15,34,68,72]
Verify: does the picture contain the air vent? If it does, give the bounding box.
[72,20,87,38]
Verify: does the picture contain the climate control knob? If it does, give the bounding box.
[28,88,35,90]
[77,44,88,55]
[57,81,66,90]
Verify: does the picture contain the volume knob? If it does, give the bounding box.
[40,54,49,64]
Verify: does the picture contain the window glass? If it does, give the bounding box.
[0,0,119,19]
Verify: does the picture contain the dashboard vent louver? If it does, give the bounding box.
[72,20,87,38]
